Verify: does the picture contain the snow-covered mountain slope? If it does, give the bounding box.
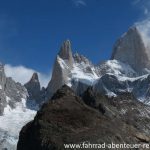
[45,39,150,104]
[94,73,150,101]
[0,99,37,150]
[96,59,137,77]
[0,63,38,150]
[46,40,139,98]
[69,57,99,85]
[46,40,100,98]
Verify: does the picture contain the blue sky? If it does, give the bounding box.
[0,0,148,82]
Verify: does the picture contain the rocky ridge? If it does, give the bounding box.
[24,73,46,104]
[0,63,28,115]
[43,26,150,104]
[17,85,150,150]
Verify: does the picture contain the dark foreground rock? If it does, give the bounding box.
[17,85,150,150]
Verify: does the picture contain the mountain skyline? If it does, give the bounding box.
[0,0,150,87]
[2,1,150,149]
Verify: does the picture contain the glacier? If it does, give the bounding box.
[0,99,37,150]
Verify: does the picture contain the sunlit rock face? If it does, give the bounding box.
[111,26,150,73]
[46,40,74,98]
[58,40,74,67]
[46,40,99,99]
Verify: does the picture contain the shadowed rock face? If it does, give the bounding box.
[24,73,41,100]
[24,73,47,104]
[111,26,150,73]
[17,85,150,150]
[93,73,150,104]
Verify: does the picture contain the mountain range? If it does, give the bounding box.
[1,25,150,149]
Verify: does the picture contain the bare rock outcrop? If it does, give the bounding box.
[24,73,41,101]
[17,85,150,150]
[111,26,150,73]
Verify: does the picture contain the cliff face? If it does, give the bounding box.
[24,73,41,100]
[46,40,74,98]
[58,40,74,67]
[46,40,99,99]
[111,26,150,73]
[17,85,150,150]
[0,63,28,115]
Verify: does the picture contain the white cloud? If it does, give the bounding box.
[4,64,51,88]
[144,7,149,15]
[0,14,51,88]
[132,0,150,53]
[132,0,150,17]
[132,0,141,5]
[135,19,150,60]
[72,0,87,7]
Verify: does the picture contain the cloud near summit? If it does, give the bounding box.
[132,0,150,16]
[132,0,150,50]
[4,64,51,88]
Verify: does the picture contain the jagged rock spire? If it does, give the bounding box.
[58,40,74,67]
[30,72,39,82]
[24,72,41,101]
[58,40,71,58]
[111,26,150,73]
[73,52,92,65]
[46,40,74,98]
